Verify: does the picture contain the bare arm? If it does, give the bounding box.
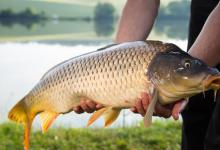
[189,3,220,67]
[115,0,160,43]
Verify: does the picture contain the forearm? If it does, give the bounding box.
[115,0,160,43]
[188,3,220,67]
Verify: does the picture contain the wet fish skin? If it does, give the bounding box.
[23,41,172,113]
[8,40,220,150]
[8,41,174,150]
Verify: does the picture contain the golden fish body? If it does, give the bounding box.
[8,41,173,150]
[25,41,171,114]
[11,40,220,150]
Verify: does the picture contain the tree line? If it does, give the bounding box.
[0,1,190,38]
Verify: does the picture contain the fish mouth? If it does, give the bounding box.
[203,75,220,90]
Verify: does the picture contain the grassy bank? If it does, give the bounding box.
[0,121,181,150]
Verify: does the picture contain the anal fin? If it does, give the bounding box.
[39,111,59,133]
[87,108,108,127]
[104,108,121,127]
[87,107,121,127]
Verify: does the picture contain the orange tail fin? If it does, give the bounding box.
[8,99,34,150]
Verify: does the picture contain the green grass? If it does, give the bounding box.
[0,121,181,150]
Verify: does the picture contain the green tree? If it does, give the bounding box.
[158,1,190,20]
[94,3,115,37]
[0,8,13,18]
[94,3,115,21]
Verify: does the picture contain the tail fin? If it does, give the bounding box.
[8,99,34,150]
[8,100,27,123]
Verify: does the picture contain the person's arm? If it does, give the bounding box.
[115,0,160,43]
[189,3,220,67]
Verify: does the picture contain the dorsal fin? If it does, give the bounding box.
[97,43,118,51]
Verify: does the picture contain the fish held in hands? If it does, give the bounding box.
[8,41,220,150]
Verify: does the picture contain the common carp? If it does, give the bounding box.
[8,41,220,150]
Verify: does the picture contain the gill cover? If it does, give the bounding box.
[147,45,220,104]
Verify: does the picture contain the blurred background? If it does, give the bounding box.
[0,0,189,130]
[0,0,190,149]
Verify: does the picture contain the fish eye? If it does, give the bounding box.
[195,59,202,65]
[184,60,191,68]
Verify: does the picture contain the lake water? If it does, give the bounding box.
[0,20,188,128]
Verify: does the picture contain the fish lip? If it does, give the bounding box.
[203,75,220,90]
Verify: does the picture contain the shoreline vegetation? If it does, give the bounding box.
[0,1,190,41]
[0,121,181,150]
[0,1,189,28]
[0,3,116,37]
[0,3,115,27]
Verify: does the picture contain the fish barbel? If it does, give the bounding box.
[8,41,220,150]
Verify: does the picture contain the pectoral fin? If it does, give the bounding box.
[87,107,121,127]
[39,111,59,133]
[144,90,158,127]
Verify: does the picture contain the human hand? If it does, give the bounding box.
[73,100,104,114]
[130,93,188,120]
[73,93,188,120]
